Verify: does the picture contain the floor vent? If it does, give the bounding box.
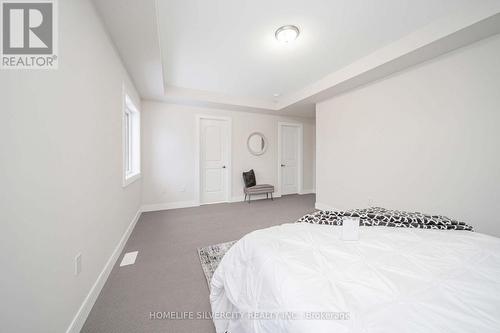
[120,251,138,267]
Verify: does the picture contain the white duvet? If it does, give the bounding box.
[210,222,500,333]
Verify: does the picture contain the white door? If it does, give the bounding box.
[280,125,299,195]
[200,118,230,204]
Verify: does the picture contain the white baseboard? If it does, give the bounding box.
[141,193,314,212]
[140,200,199,212]
[315,202,338,211]
[299,189,316,195]
[231,194,278,202]
[65,209,142,333]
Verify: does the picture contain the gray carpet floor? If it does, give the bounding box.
[81,194,316,333]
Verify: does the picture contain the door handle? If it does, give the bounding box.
[281,164,285,167]
[222,165,226,169]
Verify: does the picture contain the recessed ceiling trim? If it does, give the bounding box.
[278,3,500,110]
[158,5,500,117]
[92,0,165,99]
[95,1,500,117]
[163,85,278,110]
[153,0,167,95]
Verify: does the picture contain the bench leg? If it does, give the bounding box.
[271,193,273,200]
[244,193,247,202]
[266,193,269,199]
[248,194,251,203]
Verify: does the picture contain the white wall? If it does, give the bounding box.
[316,34,500,237]
[141,102,315,209]
[0,1,142,332]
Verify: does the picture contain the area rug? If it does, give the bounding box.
[197,240,236,290]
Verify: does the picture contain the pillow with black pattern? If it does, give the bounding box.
[297,207,473,231]
[242,169,256,188]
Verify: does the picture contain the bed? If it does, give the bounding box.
[210,211,500,333]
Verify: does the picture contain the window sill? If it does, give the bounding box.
[123,173,141,187]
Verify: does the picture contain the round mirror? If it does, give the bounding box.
[247,132,267,156]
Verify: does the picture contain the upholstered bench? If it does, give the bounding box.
[242,169,275,203]
[244,184,275,202]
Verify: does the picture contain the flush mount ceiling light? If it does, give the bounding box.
[275,25,300,43]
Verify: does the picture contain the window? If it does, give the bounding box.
[123,94,140,186]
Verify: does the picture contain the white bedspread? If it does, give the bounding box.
[210,222,500,333]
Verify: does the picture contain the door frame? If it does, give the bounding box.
[277,122,303,197]
[195,115,232,205]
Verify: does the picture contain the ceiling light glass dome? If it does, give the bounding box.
[275,25,300,43]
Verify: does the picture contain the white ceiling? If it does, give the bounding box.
[159,0,474,100]
[93,0,500,117]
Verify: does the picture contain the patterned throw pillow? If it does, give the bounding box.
[297,207,473,231]
[242,169,256,188]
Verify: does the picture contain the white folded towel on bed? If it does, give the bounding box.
[341,217,360,240]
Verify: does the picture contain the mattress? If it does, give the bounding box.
[210,222,500,333]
